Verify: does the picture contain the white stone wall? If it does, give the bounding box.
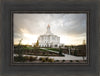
[38,35,60,48]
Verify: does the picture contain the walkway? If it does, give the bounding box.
[40,48,86,60]
[14,48,86,60]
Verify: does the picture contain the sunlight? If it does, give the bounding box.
[21,33,38,45]
[60,35,86,45]
[14,33,86,45]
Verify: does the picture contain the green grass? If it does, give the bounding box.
[39,49,48,51]
[46,48,59,51]
[23,47,34,50]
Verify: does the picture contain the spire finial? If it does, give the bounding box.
[48,24,50,27]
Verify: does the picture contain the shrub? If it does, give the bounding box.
[29,57,33,62]
[29,56,37,62]
[56,60,59,62]
[14,56,19,62]
[39,57,46,62]
[42,59,46,62]
[39,57,54,62]
[59,50,63,56]
[33,57,37,60]
[39,57,42,61]
[76,60,79,62]
[62,60,65,62]
[14,56,26,62]
[24,56,29,61]
[42,52,45,55]
[70,60,73,62]
[45,57,49,61]
[74,50,77,56]
[48,58,54,62]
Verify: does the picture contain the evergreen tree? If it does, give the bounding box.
[59,46,63,56]
[18,39,23,56]
[36,40,39,47]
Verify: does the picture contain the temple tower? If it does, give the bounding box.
[46,24,53,35]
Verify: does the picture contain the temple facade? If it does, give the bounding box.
[38,25,61,48]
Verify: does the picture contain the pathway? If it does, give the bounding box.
[14,48,87,60]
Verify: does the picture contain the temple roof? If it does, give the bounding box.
[45,24,53,35]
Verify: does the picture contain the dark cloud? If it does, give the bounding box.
[54,14,86,36]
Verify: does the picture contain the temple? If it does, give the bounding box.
[38,24,61,48]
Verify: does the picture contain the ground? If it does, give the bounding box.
[14,46,87,63]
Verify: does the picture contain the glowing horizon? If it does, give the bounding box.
[14,28,86,46]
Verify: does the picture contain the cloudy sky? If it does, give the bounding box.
[14,13,87,45]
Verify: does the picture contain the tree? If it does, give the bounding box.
[82,40,86,61]
[33,40,39,52]
[35,40,39,47]
[59,46,63,56]
[18,39,23,45]
[74,50,77,56]
[17,39,23,56]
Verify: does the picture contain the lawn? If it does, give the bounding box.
[39,48,48,51]
[23,47,34,50]
[46,48,60,51]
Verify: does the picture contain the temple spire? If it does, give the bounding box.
[45,24,53,35]
[48,24,50,27]
[47,24,50,30]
